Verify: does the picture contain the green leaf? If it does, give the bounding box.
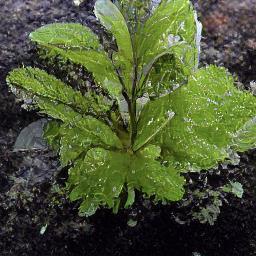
[222,182,244,198]
[157,65,256,171]
[128,153,185,202]
[143,53,188,97]
[49,48,122,98]
[30,23,122,99]
[7,67,92,114]
[232,117,256,152]
[140,145,161,160]
[30,23,100,50]
[68,148,128,216]
[68,146,184,215]
[114,0,154,34]
[133,95,175,151]
[37,99,123,150]
[8,68,122,148]
[43,120,61,151]
[127,219,137,227]
[58,125,91,166]
[137,0,197,81]
[95,0,134,94]
[124,186,135,209]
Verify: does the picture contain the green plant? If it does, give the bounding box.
[190,182,244,225]
[7,0,256,216]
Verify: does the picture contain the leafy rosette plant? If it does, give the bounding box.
[7,0,256,216]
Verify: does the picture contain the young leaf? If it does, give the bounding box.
[142,53,187,97]
[133,95,175,151]
[137,0,197,80]
[30,23,122,99]
[222,182,244,198]
[114,0,156,32]
[124,186,135,209]
[95,0,134,93]
[157,65,256,171]
[232,117,256,152]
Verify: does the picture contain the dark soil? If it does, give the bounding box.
[0,0,256,255]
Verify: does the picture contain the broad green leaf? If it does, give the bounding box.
[7,67,92,114]
[58,125,92,166]
[157,65,256,171]
[58,118,125,167]
[37,98,82,122]
[143,53,188,97]
[133,95,175,151]
[139,42,193,89]
[140,145,161,160]
[138,0,196,65]
[69,148,128,216]
[95,0,134,93]
[30,23,122,99]
[44,119,95,167]
[128,152,185,201]
[68,147,184,215]
[137,0,197,89]
[37,99,123,150]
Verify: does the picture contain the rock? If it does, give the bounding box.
[14,119,48,151]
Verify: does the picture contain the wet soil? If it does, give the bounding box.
[0,0,256,255]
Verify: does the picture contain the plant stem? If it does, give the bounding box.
[122,90,136,148]
[130,57,138,147]
[130,97,137,146]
